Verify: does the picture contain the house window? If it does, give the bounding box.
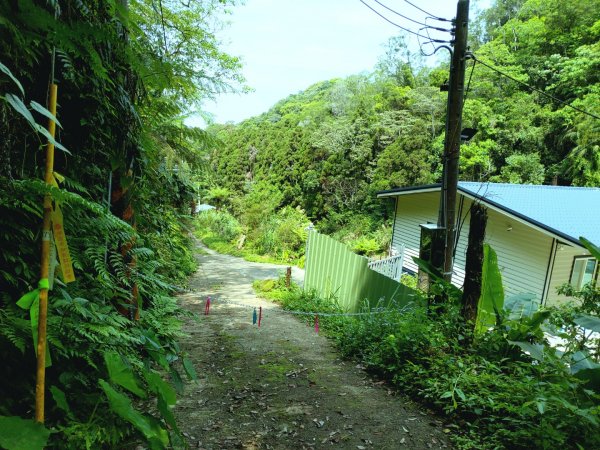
[570,257,598,289]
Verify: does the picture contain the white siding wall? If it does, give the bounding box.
[475,203,552,300]
[391,192,439,275]
[392,192,554,301]
[546,244,591,307]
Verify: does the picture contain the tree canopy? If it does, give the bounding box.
[207,0,599,239]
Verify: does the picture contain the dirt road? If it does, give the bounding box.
[174,244,450,449]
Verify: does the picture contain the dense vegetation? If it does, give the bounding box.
[203,0,599,259]
[255,244,600,449]
[0,0,242,447]
[1,0,599,448]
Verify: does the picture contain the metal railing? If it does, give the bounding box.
[368,247,405,282]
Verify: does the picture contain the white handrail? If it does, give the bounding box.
[367,246,405,281]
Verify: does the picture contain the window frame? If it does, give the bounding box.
[569,255,598,289]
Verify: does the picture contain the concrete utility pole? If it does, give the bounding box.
[439,0,470,281]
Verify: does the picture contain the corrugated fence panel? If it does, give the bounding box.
[305,232,417,312]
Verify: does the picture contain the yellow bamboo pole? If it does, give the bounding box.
[35,83,58,424]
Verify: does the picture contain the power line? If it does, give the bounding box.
[418,16,451,57]
[371,0,451,31]
[359,0,451,43]
[402,0,453,22]
[472,54,600,121]
[463,58,477,106]
[417,32,438,56]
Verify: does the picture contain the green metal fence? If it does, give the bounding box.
[304,232,417,312]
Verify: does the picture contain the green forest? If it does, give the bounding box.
[0,0,243,447]
[0,0,599,448]
[202,0,599,261]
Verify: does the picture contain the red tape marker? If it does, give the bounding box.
[258,306,262,328]
[204,296,211,315]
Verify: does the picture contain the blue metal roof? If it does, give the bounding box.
[376,182,600,247]
[457,182,600,247]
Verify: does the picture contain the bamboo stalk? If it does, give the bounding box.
[35,83,58,424]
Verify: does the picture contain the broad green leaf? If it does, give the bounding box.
[30,101,62,128]
[574,314,600,332]
[536,399,546,414]
[32,123,70,154]
[147,349,169,370]
[144,370,176,406]
[169,366,184,394]
[504,293,538,320]
[476,244,504,333]
[0,416,50,450]
[50,385,72,417]
[412,256,445,281]
[411,256,462,298]
[528,310,552,333]
[573,367,600,393]
[182,356,198,381]
[579,237,600,261]
[0,62,24,95]
[156,394,183,446]
[507,340,545,361]
[3,94,69,153]
[570,351,600,374]
[553,396,599,426]
[141,330,162,350]
[4,93,36,126]
[99,380,168,447]
[104,352,147,399]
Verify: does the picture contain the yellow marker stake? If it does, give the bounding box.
[35,83,57,424]
[51,204,75,283]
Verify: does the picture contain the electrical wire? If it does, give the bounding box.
[401,0,453,22]
[418,16,446,56]
[463,58,476,106]
[472,54,600,121]
[371,0,451,31]
[417,35,437,57]
[359,0,451,43]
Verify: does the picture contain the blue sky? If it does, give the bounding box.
[188,0,490,126]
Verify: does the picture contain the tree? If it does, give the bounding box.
[494,152,545,184]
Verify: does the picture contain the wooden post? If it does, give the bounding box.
[35,83,58,423]
[461,203,487,325]
[286,266,292,288]
[439,0,470,281]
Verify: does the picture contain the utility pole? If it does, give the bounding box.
[438,0,470,281]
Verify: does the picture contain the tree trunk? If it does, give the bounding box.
[461,203,487,324]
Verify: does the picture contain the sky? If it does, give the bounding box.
[187,0,490,126]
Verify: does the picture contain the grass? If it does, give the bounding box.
[254,283,600,450]
[196,230,303,267]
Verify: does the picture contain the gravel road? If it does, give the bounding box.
[174,242,450,449]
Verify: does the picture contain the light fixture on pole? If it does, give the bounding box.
[460,127,477,142]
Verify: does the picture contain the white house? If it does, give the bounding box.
[377,182,600,306]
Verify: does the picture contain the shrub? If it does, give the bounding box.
[196,209,242,243]
[349,236,380,256]
[277,283,600,450]
[254,206,310,261]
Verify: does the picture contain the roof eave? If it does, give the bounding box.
[376,183,588,250]
[458,186,586,248]
[376,183,441,198]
